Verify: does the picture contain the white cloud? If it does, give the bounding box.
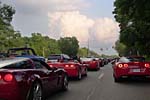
[48,11,119,51]
[92,18,119,45]
[48,11,94,41]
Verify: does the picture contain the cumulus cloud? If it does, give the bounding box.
[48,11,119,50]
[92,18,119,45]
[48,11,94,41]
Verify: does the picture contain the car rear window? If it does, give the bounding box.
[119,57,145,63]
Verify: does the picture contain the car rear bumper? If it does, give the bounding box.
[0,83,27,100]
[88,64,99,70]
[65,69,78,77]
[0,87,21,100]
[114,68,150,78]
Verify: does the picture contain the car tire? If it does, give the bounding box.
[84,68,88,76]
[62,75,69,91]
[28,82,43,100]
[114,77,122,82]
[77,70,82,80]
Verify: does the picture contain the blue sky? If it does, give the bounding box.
[2,0,119,55]
[84,0,115,18]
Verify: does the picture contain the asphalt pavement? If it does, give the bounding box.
[47,63,150,100]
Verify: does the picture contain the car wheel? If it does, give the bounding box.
[78,70,82,80]
[28,82,43,100]
[84,68,88,76]
[62,75,69,91]
[114,76,122,82]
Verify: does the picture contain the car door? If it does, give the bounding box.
[37,61,59,91]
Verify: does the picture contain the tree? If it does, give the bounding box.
[115,40,128,56]
[0,2,16,52]
[113,0,150,56]
[28,33,61,57]
[58,37,79,57]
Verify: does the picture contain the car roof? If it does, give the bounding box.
[0,57,30,68]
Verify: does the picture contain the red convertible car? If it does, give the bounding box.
[0,57,68,100]
[113,56,150,82]
[47,54,88,80]
[80,57,100,70]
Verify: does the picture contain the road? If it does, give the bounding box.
[47,63,150,100]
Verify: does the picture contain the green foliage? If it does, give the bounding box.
[113,0,150,56]
[0,2,15,25]
[58,37,79,57]
[115,40,128,56]
[0,2,17,52]
[24,33,61,57]
[78,47,100,57]
[78,47,88,57]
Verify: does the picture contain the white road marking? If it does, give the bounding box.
[86,87,96,100]
[98,73,104,79]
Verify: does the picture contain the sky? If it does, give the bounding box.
[1,0,119,56]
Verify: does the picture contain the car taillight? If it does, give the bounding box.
[4,74,13,82]
[49,65,53,67]
[118,64,128,68]
[65,65,69,67]
[70,65,75,67]
[124,64,128,68]
[145,64,150,68]
[118,64,123,68]
[0,75,1,80]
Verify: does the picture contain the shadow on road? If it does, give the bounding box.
[115,78,150,86]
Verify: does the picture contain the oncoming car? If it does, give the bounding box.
[113,56,150,82]
[0,57,68,100]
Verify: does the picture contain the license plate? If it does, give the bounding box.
[131,69,140,72]
[129,66,139,68]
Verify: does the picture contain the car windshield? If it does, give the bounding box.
[8,49,35,56]
[0,60,32,69]
[80,58,93,61]
[127,57,145,62]
[48,55,61,60]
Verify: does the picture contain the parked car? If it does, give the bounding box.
[0,57,68,100]
[47,54,87,80]
[7,47,45,62]
[113,56,150,82]
[80,57,100,70]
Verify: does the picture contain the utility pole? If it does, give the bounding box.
[87,38,89,57]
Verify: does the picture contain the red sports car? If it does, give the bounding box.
[80,57,100,70]
[113,56,150,82]
[47,54,88,80]
[0,57,68,100]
